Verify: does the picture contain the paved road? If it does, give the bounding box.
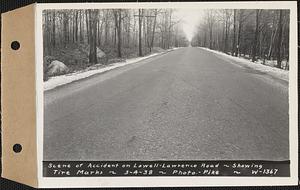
[44,47,289,161]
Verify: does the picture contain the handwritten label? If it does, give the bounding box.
[43,160,289,177]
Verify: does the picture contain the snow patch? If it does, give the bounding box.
[199,47,288,82]
[44,49,178,91]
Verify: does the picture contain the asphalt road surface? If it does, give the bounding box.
[44,47,289,161]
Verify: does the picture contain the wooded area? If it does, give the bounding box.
[43,9,189,75]
[43,8,290,81]
[191,9,290,70]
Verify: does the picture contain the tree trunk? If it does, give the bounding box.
[138,9,143,56]
[96,19,99,46]
[203,29,207,47]
[224,20,228,53]
[168,10,172,49]
[143,12,147,50]
[117,10,122,58]
[114,12,118,47]
[276,10,283,68]
[221,20,225,50]
[209,26,213,49]
[79,11,83,42]
[104,13,109,45]
[232,9,237,56]
[251,10,260,62]
[52,11,56,48]
[63,12,68,48]
[98,20,104,47]
[146,14,151,51]
[75,11,78,42]
[85,10,89,44]
[44,11,50,55]
[89,10,98,64]
[268,12,277,60]
[72,13,75,43]
[237,10,244,56]
[127,15,131,47]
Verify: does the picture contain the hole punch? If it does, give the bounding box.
[11,41,20,50]
[13,144,22,153]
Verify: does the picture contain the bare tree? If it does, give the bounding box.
[276,10,283,68]
[251,10,261,62]
[191,9,289,70]
[206,10,216,49]
[231,9,237,56]
[89,9,98,64]
[138,9,143,56]
[150,9,158,52]
[52,11,56,48]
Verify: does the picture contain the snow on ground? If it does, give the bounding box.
[199,47,289,82]
[44,47,180,91]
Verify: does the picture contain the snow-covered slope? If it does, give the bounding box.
[199,47,288,82]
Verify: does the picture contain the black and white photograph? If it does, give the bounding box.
[41,3,296,182]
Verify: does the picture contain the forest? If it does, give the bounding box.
[43,9,290,81]
[191,9,290,70]
[43,9,189,80]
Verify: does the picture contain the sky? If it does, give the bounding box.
[174,9,204,42]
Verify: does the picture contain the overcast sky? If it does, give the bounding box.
[174,9,204,42]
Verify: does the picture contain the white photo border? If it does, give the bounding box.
[35,1,298,188]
